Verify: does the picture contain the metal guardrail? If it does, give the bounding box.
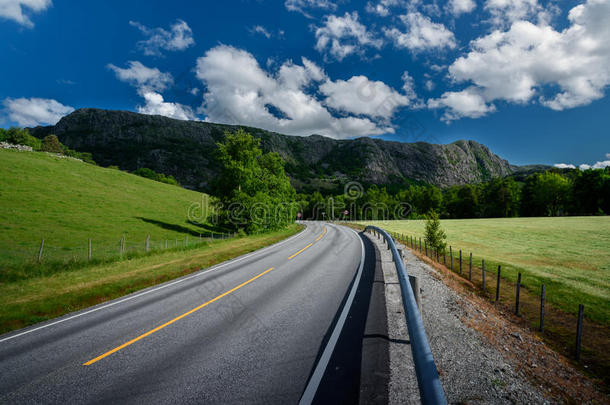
[365,226,447,405]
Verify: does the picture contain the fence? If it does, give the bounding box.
[0,232,236,267]
[365,226,447,405]
[389,230,587,363]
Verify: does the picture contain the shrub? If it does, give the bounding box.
[41,135,63,153]
[6,127,41,150]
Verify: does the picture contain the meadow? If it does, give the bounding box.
[0,149,216,267]
[360,217,610,325]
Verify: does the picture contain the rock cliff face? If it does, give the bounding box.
[30,109,514,192]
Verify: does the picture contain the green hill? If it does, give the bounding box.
[0,149,213,266]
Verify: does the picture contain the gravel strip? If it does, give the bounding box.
[365,232,550,404]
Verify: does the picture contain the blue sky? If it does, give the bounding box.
[1,0,609,167]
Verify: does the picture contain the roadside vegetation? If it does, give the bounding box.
[0,225,302,334]
[360,217,610,325]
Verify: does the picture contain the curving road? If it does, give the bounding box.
[0,222,386,404]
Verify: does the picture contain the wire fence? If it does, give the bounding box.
[0,232,236,268]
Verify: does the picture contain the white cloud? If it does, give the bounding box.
[285,0,336,17]
[428,87,496,122]
[129,19,194,56]
[250,25,271,38]
[425,80,435,91]
[107,61,173,93]
[365,0,405,17]
[195,45,403,139]
[435,0,610,121]
[554,163,576,169]
[0,0,50,27]
[555,154,610,170]
[3,97,73,126]
[448,0,476,16]
[137,92,197,121]
[484,0,541,27]
[108,61,196,121]
[384,12,457,52]
[315,12,383,61]
[606,153,610,159]
[319,75,410,118]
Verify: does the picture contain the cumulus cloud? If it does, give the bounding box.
[107,61,173,93]
[428,87,496,121]
[2,97,74,126]
[432,0,610,121]
[195,45,407,138]
[129,19,194,56]
[108,61,196,121]
[384,12,456,52]
[365,0,405,17]
[448,0,476,16]
[484,0,542,27]
[314,12,383,61]
[137,92,197,121]
[284,0,336,17]
[0,0,51,27]
[555,154,610,170]
[319,75,410,118]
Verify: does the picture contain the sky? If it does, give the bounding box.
[1,0,609,168]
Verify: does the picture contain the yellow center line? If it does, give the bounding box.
[288,226,327,260]
[83,267,275,366]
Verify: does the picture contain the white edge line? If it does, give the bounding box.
[0,223,312,344]
[299,225,365,405]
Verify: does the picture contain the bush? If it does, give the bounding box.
[6,127,41,150]
[133,167,180,186]
[41,135,63,153]
[0,128,7,142]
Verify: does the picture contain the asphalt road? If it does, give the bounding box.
[0,222,382,404]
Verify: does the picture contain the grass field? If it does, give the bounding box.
[0,225,302,334]
[0,149,216,266]
[359,217,610,325]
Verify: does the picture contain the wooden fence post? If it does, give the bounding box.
[145,235,150,252]
[515,273,522,315]
[495,265,502,302]
[88,238,92,260]
[576,304,584,361]
[450,246,453,271]
[38,239,44,263]
[459,250,462,275]
[469,252,473,281]
[540,284,546,333]
[482,259,486,292]
[425,240,428,256]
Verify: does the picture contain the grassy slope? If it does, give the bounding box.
[0,225,302,333]
[0,149,213,265]
[360,217,610,324]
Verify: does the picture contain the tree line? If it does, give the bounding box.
[296,168,610,220]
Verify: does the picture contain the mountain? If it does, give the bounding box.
[30,108,514,192]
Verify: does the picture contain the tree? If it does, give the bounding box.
[522,172,570,216]
[424,210,447,253]
[213,129,296,233]
[483,178,520,217]
[5,127,41,149]
[41,135,63,153]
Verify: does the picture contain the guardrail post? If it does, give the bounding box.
[409,275,422,314]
